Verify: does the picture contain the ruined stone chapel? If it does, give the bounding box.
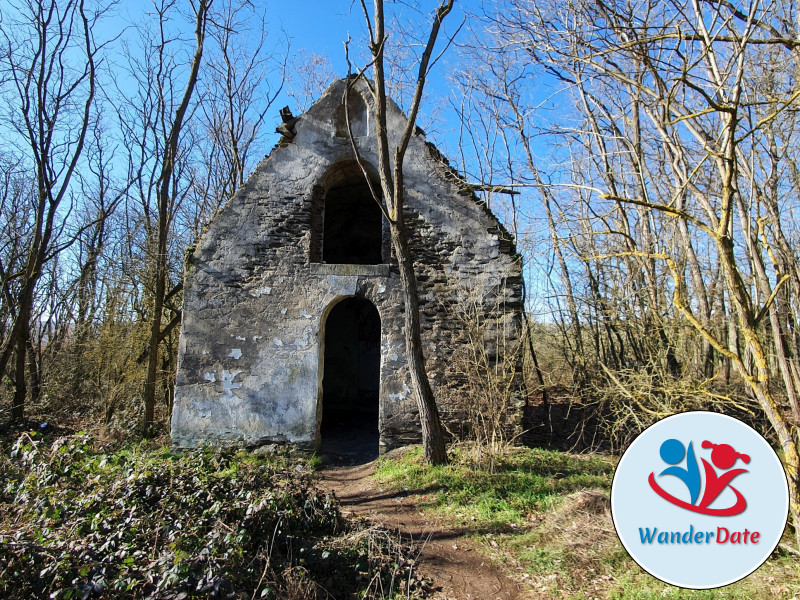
[171,78,524,453]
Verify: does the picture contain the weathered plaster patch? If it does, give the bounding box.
[228,348,242,359]
[221,370,242,396]
[389,382,411,401]
[326,274,358,295]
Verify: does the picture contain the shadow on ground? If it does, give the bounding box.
[318,418,379,466]
[317,460,528,600]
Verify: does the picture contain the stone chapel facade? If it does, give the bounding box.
[171,78,524,451]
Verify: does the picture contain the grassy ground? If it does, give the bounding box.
[0,432,426,600]
[373,444,800,599]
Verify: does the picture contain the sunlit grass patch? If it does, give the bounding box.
[372,444,800,599]
[373,444,614,528]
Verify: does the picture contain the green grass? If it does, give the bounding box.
[373,444,800,599]
[374,445,613,528]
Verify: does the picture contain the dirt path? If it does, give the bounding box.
[318,461,534,600]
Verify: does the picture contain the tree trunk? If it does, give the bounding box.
[141,0,210,436]
[391,218,448,465]
[354,0,453,464]
[12,325,27,423]
[144,230,167,435]
[26,336,41,406]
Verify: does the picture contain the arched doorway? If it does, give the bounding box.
[319,297,380,461]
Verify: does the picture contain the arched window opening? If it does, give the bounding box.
[310,161,384,265]
[323,180,382,264]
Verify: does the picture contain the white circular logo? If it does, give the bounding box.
[611,411,789,589]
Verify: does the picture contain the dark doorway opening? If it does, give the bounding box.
[323,181,382,265]
[320,297,380,463]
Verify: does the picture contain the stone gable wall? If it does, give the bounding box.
[172,79,523,450]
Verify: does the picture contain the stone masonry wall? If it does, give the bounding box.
[172,78,523,450]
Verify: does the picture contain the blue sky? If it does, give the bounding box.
[269,1,372,76]
[267,1,478,146]
[265,1,474,69]
[109,0,481,154]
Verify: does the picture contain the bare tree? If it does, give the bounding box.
[446,65,549,401]
[478,0,800,546]
[114,0,212,435]
[0,158,35,416]
[188,0,287,234]
[0,0,103,422]
[286,50,336,114]
[142,0,211,435]
[348,0,455,465]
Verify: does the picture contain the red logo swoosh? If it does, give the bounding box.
[648,472,747,516]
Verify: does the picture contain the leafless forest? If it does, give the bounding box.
[2,0,799,542]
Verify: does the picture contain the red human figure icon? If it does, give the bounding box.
[698,441,750,511]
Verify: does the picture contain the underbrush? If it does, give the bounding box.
[374,444,800,599]
[0,433,426,599]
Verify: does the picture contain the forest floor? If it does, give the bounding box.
[319,459,531,600]
[317,445,800,600]
[3,417,799,599]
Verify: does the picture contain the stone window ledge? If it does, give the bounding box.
[309,263,390,277]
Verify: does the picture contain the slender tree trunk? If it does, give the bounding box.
[12,324,28,422]
[6,256,39,423]
[144,223,168,433]
[391,213,448,464]
[142,0,210,436]
[356,0,452,464]
[26,336,41,406]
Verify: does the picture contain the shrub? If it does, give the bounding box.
[0,433,424,599]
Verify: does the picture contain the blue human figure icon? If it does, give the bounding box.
[658,439,701,505]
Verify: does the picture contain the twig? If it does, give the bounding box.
[778,542,800,557]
